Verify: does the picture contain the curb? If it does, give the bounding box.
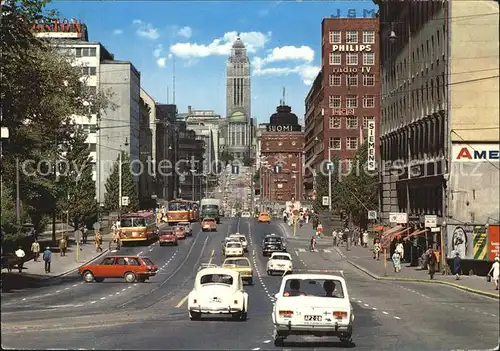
[334,247,499,300]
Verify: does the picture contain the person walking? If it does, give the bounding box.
[373,239,382,260]
[42,247,52,273]
[82,227,88,244]
[392,251,402,273]
[15,246,26,273]
[452,251,461,280]
[426,246,437,280]
[487,256,499,290]
[31,239,40,262]
[95,230,103,252]
[59,236,67,256]
[396,241,405,262]
[362,230,369,248]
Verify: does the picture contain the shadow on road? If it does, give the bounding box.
[1,272,80,293]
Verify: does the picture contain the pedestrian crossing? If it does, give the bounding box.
[296,248,333,253]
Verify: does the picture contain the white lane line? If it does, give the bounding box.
[122,288,127,291]
[90,301,97,304]
[297,248,306,252]
[394,316,401,320]
[56,290,61,293]
[64,287,70,290]
[72,284,78,287]
[363,303,369,307]
[22,298,26,301]
[382,311,389,315]
[108,294,113,297]
[252,348,261,350]
[357,300,362,303]
[262,340,271,344]
[127,286,132,289]
[372,307,377,310]
[137,251,143,255]
[323,249,332,253]
[115,292,120,295]
[100,297,106,300]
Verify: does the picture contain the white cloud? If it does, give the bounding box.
[153,44,163,58]
[252,45,319,85]
[153,44,166,68]
[113,29,123,35]
[170,31,271,59]
[176,26,192,39]
[156,58,166,68]
[132,19,159,40]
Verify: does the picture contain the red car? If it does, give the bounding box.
[78,255,158,283]
[159,228,178,246]
[174,226,186,239]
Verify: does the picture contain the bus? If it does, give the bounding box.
[166,199,190,224]
[187,200,199,222]
[118,211,157,245]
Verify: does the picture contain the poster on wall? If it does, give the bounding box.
[488,225,500,261]
[447,225,488,260]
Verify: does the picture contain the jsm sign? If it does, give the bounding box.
[330,8,377,18]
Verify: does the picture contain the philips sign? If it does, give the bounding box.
[453,144,500,162]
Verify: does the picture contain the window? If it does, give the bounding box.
[75,47,97,57]
[363,52,375,65]
[102,257,115,265]
[329,95,341,108]
[363,95,375,108]
[346,117,358,129]
[346,53,358,65]
[362,116,375,129]
[329,116,341,129]
[329,31,341,44]
[346,137,359,150]
[346,31,358,43]
[329,53,341,65]
[363,31,375,44]
[82,67,96,76]
[116,257,127,265]
[329,137,341,150]
[363,74,375,86]
[346,74,358,86]
[346,95,358,108]
[329,74,341,86]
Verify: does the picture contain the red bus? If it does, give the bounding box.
[118,211,157,245]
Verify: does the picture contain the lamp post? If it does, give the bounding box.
[190,169,196,201]
[118,138,129,213]
[327,147,336,213]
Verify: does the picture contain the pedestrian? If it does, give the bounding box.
[95,230,103,252]
[15,246,26,273]
[332,229,338,247]
[396,241,405,262]
[362,230,369,248]
[392,251,402,273]
[82,227,88,244]
[59,236,67,256]
[487,256,499,290]
[316,222,323,237]
[31,239,41,261]
[283,210,287,223]
[427,246,437,279]
[42,246,52,273]
[373,239,381,260]
[452,251,461,280]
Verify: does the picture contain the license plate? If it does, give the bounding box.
[211,297,221,303]
[304,315,322,321]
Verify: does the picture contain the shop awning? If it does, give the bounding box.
[373,225,384,231]
[392,227,411,240]
[381,225,403,239]
[403,228,428,241]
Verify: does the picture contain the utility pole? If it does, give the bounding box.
[328,148,332,213]
[15,158,20,223]
[118,151,122,212]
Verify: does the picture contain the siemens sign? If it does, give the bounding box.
[453,144,500,162]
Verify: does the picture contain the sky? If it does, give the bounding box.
[51,0,379,123]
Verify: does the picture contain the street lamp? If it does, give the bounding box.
[327,147,337,213]
[292,170,299,200]
[190,169,196,201]
[118,137,129,213]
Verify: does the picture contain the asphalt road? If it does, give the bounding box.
[2,218,499,350]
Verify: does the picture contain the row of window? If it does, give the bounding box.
[329,137,360,151]
[329,116,375,129]
[329,52,375,66]
[82,67,97,76]
[76,47,97,57]
[328,30,375,45]
[329,73,375,87]
[328,95,376,108]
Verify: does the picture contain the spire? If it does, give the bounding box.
[237,31,240,38]
[282,87,286,105]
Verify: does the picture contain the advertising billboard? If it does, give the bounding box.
[488,225,500,261]
[447,225,489,260]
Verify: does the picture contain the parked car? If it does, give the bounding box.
[78,255,158,283]
[159,228,178,246]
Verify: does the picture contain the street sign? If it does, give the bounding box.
[93,222,100,230]
[424,215,437,228]
[322,196,329,206]
[327,162,334,171]
[389,212,408,224]
[121,196,129,206]
[368,210,377,220]
[380,235,391,248]
[74,229,82,243]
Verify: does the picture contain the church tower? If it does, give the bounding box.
[225,34,251,161]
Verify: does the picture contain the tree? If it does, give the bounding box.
[312,156,345,214]
[104,153,139,213]
[219,150,234,164]
[57,127,97,230]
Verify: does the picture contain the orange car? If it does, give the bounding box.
[78,255,158,283]
[159,228,178,246]
[174,225,186,239]
[258,212,271,223]
[201,217,217,232]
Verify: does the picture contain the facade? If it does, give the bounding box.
[155,104,177,201]
[304,17,381,198]
[260,104,304,203]
[378,1,499,257]
[138,96,154,207]
[225,36,252,161]
[140,88,157,174]
[255,123,268,169]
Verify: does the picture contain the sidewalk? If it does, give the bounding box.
[336,245,499,299]
[277,221,333,244]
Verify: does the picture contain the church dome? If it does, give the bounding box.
[232,37,245,49]
[269,104,299,126]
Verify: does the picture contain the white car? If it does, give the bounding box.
[229,233,248,252]
[267,252,293,275]
[241,212,251,218]
[271,273,354,347]
[225,241,244,257]
[188,267,248,321]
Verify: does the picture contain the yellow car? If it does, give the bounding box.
[222,257,254,285]
[258,212,271,223]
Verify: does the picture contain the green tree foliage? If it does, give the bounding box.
[57,127,97,230]
[0,0,113,239]
[312,156,345,214]
[104,153,139,213]
[1,187,26,238]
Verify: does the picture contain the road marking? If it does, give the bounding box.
[297,248,306,252]
[72,284,78,287]
[64,287,70,290]
[137,251,143,255]
[90,301,96,304]
[56,290,61,293]
[122,288,127,291]
[252,348,260,350]
[22,298,26,301]
[357,300,362,303]
[115,292,120,295]
[372,307,377,310]
[263,340,271,344]
[100,297,106,300]
[323,249,332,253]
[363,303,369,307]
[382,311,388,315]
[176,294,189,308]
[394,316,401,319]
[108,294,113,297]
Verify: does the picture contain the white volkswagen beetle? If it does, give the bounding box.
[267,252,293,275]
[188,267,248,321]
[224,241,244,257]
[271,272,354,346]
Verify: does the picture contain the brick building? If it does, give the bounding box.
[260,104,304,203]
[303,17,380,198]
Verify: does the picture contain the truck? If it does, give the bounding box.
[200,198,221,223]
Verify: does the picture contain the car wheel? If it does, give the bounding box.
[240,308,248,321]
[94,278,104,283]
[339,336,353,346]
[274,337,285,347]
[189,311,201,321]
[124,271,136,283]
[83,270,95,283]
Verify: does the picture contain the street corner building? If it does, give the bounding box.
[377,0,499,265]
[303,16,381,199]
[259,102,304,204]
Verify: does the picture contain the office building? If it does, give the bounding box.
[155,104,178,201]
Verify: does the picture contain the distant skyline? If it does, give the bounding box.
[51,1,378,122]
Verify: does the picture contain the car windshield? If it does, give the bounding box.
[168,202,187,211]
[265,237,282,244]
[120,217,146,227]
[272,255,291,261]
[225,259,250,267]
[160,230,174,235]
[282,278,345,298]
[200,274,233,285]
[141,257,154,266]
[201,205,218,210]
[227,243,241,248]
[178,222,190,226]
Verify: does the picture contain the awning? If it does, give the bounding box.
[381,225,403,239]
[403,228,428,241]
[392,227,411,240]
[373,225,384,231]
